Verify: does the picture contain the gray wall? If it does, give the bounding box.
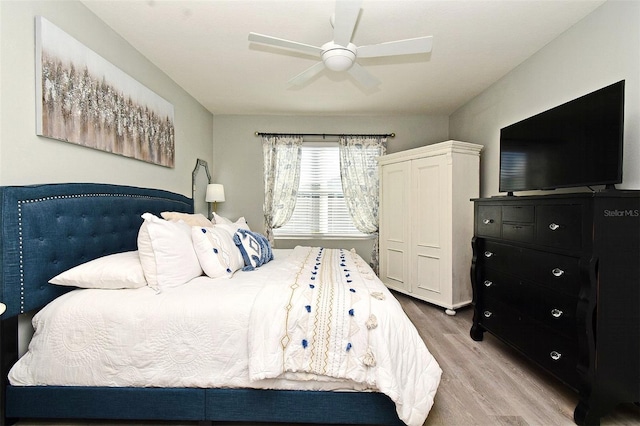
[212,114,450,262]
[449,0,640,197]
[0,1,213,197]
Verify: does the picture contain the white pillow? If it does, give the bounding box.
[214,218,251,237]
[49,251,147,289]
[137,213,202,291]
[161,211,213,227]
[212,212,251,231]
[212,212,232,224]
[191,226,244,278]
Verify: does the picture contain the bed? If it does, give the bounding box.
[0,183,441,425]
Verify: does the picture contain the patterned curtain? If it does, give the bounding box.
[262,135,303,244]
[338,136,387,274]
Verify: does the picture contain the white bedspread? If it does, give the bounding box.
[249,247,441,426]
[9,247,441,426]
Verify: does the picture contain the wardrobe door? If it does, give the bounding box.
[410,155,450,304]
[379,161,411,292]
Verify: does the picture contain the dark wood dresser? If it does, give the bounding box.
[470,191,639,425]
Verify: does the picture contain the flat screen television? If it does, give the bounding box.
[499,80,624,194]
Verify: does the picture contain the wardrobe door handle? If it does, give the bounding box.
[549,223,560,231]
[484,251,494,258]
[550,351,562,361]
[552,268,564,277]
[483,218,494,225]
[483,311,492,318]
[483,280,493,287]
[551,308,563,318]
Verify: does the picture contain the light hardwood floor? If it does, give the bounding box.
[16,292,640,426]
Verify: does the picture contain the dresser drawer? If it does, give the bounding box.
[536,204,583,250]
[480,297,580,389]
[528,328,580,390]
[502,205,534,223]
[481,268,578,338]
[477,205,501,238]
[502,224,534,243]
[481,241,581,296]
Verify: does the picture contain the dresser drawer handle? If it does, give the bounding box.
[549,223,560,231]
[484,251,494,258]
[483,311,492,318]
[483,280,493,287]
[483,218,494,225]
[550,351,562,361]
[552,268,565,277]
[551,308,563,318]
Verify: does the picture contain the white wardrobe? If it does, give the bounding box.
[378,141,482,315]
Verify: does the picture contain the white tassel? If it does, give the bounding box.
[366,314,378,330]
[362,347,376,367]
[370,292,385,300]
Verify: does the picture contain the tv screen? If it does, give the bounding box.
[499,80,624,194]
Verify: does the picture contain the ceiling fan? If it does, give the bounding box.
[248,0,433,88]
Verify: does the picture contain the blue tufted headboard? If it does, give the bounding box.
[0,183,192,318]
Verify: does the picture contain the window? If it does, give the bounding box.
[273,143,368,238]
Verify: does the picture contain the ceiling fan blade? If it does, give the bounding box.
[288,62,326,87]
[333,0,362,47]
[249,32,323,57]
[357,36,433,58]
[347,63,380,88]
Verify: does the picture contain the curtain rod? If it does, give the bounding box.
[255,131,395,138]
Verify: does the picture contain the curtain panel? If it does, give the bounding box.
[262,135,303,243]
[338,136,387,273]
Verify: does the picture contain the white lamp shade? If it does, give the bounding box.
[206,184,225,203]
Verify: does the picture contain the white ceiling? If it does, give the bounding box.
[81,0,605,116]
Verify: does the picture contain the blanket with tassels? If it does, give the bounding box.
[248,246,442,426]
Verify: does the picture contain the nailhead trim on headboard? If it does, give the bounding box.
[16,193,167,314]
[0,184,193,319]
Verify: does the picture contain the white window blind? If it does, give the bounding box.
[274,143,368,238]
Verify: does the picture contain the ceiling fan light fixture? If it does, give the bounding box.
[248,0,433,87]
[321,42,356,72]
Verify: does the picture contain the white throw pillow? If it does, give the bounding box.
[191,226,244,278]
[161,211,213,227]
[211,212,232,224]
[212,213,250,231]
[137,213,202,291]
[49,251,147,289]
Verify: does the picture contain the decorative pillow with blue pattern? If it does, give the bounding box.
[233,229,273,271]
[192,226,244,278]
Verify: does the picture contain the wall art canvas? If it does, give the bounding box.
[35,16,175,168]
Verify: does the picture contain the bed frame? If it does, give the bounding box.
[0,183,403,426]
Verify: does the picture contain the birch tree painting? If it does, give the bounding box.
[36,16,175,168]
